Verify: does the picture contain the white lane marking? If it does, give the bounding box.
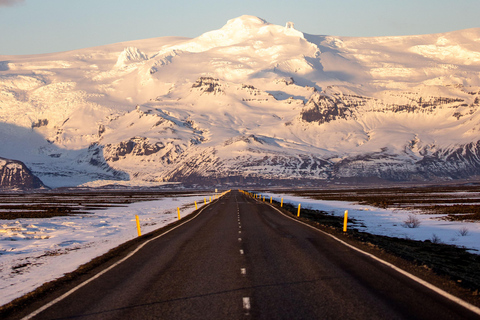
[243,297,251,314]
[268,203,480,316]
[238,237,242,241]
[239,230,242,234]
[241,268,246,275]
[21,202,214,320]
[240,249,244,255]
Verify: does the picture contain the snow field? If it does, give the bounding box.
[263,192,480,253]
[0,193,209,306]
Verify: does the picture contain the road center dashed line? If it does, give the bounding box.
[241,268,246,275]
[243,297,251,314]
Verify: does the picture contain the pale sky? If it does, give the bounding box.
[0,0,479,55]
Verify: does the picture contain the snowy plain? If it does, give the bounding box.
[264,191,480,253]
[0,193,209,307]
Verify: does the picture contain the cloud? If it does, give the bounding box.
[0,0,24,7]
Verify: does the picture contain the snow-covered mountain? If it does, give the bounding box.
[1,15,480,187]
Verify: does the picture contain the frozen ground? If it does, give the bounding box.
[264,192,480,253]
[0,193,209,306]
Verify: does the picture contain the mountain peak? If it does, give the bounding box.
[198,15,272,44]
[180,15,305,53]
[223,15,269,29]
[114,47,148,68]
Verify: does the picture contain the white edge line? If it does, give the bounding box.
[267,202,480,316]
[21,202,214,320]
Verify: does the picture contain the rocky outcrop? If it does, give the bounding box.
[301,93,354,124]
[191,77,224,95]
[103,137,166,162]
[0,157,47,190]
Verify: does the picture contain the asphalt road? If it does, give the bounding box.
[18,190,480,319]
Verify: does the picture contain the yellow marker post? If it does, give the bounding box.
[209,196,212,202]
[204,198,206,204]
[177,207,181,220]
[343,210,348,232]
[195,201,198,210]
[263,196,265,202]
[297,203,301,217]
[135,215,142,237]
[270,196,272,203]
[281,198,283,207]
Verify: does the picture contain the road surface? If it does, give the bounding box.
[16,190,480,319]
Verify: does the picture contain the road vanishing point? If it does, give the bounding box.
[14,190,480,319]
